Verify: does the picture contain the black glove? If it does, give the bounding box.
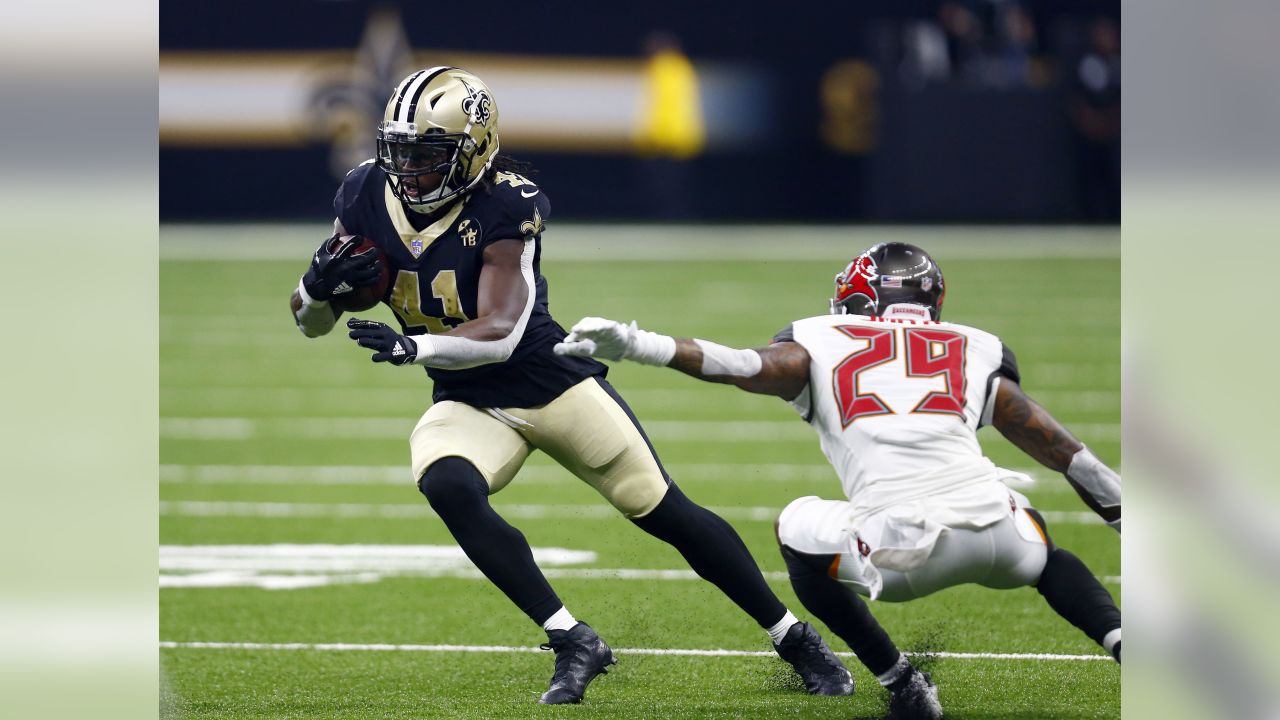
[302,235,382,301]
[347,318,419,365]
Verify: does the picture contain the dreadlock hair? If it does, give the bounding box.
[479,154,537,195]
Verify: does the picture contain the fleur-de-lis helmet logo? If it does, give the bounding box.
[460,79,492,126]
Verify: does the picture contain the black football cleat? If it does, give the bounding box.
[885,669,943,719]
[538,622,617,704]
[773,622,854,696]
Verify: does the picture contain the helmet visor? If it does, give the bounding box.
[379,139,458,176]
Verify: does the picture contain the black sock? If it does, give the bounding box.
[781,545,902,677]
[1036,547,1121,649]
[419,457,563,625]
[630,483,788,627]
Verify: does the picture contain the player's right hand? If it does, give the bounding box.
[302,235,381,301]
[554,317,636,361]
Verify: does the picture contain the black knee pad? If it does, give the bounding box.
[1024,507,1055,551]
[780,544,837,580]
[417,456,489,512]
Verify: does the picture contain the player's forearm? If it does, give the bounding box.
[992,387,1083,472]
[410,237,537,369]
[407,313,528,369]
[669,338,806,399]
[992,381,1120,529]
[291,285,339,338]
[669,339,759,388]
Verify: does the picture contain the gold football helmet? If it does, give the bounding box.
[376,67,501,214]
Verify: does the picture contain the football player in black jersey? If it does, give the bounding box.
[288,68,852,705]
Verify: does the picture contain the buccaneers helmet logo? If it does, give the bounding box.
[835,254,878,309]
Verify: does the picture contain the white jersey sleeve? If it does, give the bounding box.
[787,313,1018,510]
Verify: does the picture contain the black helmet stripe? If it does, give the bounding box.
[396,66,455,123]
[390,69,425,119]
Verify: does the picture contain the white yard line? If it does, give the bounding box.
[158,500,1107,525]
[159,416,1121,443]
[154,464,827,485]
[158,640,1112,661]
[159,464,1094,497]
[158,417,818,442]
[159,463,841,485]
[158,462,1076,490]
[157,543,1118,590]
[159,565,1119,585]
[160,385,1118,414]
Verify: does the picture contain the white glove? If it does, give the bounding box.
[554,317,676,366]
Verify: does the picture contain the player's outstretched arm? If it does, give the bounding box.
[668,339,810,400]
[554,317,810,400]
[991,379,1121,531]
[346,237,534,369]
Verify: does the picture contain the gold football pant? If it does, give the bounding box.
[409,376,670,518]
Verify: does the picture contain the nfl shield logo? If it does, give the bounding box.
[411,238,424,257]
[921,277,933,291]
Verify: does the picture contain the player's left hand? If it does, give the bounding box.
[554,317,635,361]
[346,319,418,365]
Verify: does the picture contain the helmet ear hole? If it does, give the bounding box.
[840,295,878,317]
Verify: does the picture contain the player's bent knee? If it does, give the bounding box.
[774,496,828,552]
[602,472,669,519]
[418,457,489,512]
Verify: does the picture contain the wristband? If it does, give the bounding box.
[297,277,329,307]
[625,326,677,366]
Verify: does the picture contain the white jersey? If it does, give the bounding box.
[782,305,1019,519]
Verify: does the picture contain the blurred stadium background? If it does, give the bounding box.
[160,1,1122,718]
[161,0,1119,225]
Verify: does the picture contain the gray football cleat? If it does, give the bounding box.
[538,622,617,704]
[774,622,855,696]
[885,669,943,719]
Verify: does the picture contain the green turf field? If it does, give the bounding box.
[160,225,1120,719]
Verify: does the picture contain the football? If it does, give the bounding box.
[328,234,390,312]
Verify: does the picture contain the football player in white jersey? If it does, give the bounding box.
[555,242,1121,719]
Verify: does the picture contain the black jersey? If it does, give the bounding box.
[334,161,606,408]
